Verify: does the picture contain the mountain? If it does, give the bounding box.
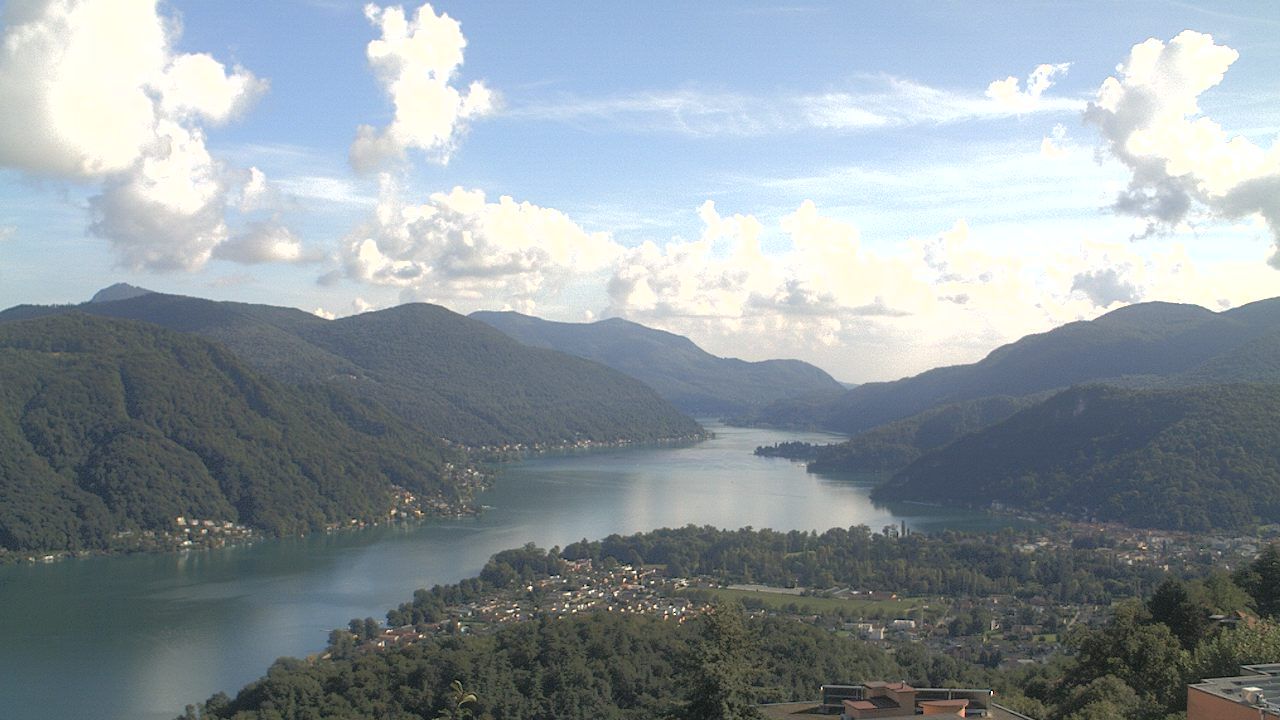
[873,384,1280,532]
[88,283,153,304]
[0,314,464,553]
[749,298,1280,436]
[757,394,1043,474]
[0,291,702,447]
[471,310,844,414]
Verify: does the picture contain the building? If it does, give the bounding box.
[1188,664,1280,719]
[820,682,1004,717]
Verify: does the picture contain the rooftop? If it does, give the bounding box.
[1189,665,1280,713]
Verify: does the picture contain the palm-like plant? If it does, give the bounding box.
[435,680,478,720]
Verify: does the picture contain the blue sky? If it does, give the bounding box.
[1,0,1278,381]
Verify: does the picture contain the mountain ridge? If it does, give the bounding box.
[872,382,1280,531]
[471,310,844,415]
[0,292,703,447]
[748,298,1280,436]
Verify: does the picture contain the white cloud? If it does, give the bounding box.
[0,0,299,272]
[0,0,264,178]
[274,175,376,207]
[0,225,15,241]
[599,198,1279,381]
[341,177,619,309]
[986,63,1071,114]
[1040,123,1071,159]
[1084,30,1280,263]
[214,220,318,265]
[350,2,494,171]
[508,72,1083,137]
[87,121,228,271]
[157,53,267,125]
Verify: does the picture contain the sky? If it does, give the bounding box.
[0,1,1278,383]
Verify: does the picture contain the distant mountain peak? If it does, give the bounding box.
[90,283,154,304]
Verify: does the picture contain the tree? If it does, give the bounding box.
[1191,619,1280,680]
[681,602,762,720]
[1063,602,1188,714]
[1057,675,1141,720]
[434,680,478,720]
[1236,543,1280,618]
[1146,579,1208,650]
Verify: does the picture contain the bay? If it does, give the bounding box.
[0,422,1015,720]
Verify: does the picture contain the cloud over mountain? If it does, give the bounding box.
[341,176,618,310]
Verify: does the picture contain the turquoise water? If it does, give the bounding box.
[0,423,1015,720]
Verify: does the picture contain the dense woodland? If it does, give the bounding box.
[755,394,1038,473]
[187,531,1280,720]
[0,314,464,553]
[0,291,703,447]
[472,310,843,415]
[876,384,1280,531]
[551,525,1174,603]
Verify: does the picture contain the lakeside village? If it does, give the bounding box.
[3,429,716,566]
[4,462,489,565]
[332,521,1275,676]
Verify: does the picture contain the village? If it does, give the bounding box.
[341,520,1276,676]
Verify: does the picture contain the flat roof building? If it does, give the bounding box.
[1188,664,1280,720]
[821,683,1000,717]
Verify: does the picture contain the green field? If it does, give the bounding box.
[677,586,937,619]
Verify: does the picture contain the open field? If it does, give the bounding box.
[677,586,937,618]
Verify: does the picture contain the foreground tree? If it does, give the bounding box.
[680,602,762,720]
[1060,602,1188,717]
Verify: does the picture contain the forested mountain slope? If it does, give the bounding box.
[0,292,703,446]
[873,384,1280,531]
[0,314,462,553]
[759,395,1042,474]
[472,310,844,414]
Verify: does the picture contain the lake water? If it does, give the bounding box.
[0,423,1015,720]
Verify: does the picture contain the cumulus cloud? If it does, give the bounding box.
[606,200,949,355]
[599,199,1275,379]
[350,2,494,172]
[0,225,15,242]
[341,177,619,308]
[0,0,302,271]
[986,63,1071,113]
[0,0,265,178]
[1085,30,1280,260]
[1071,267,1141,306]
[214,220,319,265]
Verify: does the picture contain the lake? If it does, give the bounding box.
[0,422,1016,720]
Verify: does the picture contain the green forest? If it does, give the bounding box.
[0,292,704,447]
[0,314,464,553]
[875,384,1280,531]
[756,394,1038,473]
